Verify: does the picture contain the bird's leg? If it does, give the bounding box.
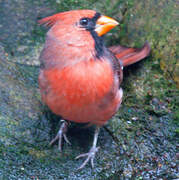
[75,126,100,170]
[49,120,71,152]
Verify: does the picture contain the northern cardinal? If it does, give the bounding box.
[38,10,150,169]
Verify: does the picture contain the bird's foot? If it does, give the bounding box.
[75,146,100,170]
[49,120,71,151]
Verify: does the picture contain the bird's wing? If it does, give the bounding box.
[108,42,151,67]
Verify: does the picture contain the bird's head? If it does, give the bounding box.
[39,10,118,37]
[39,10,119,59]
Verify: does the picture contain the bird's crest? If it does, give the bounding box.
[38,13,65,27]
[38,10,96,27]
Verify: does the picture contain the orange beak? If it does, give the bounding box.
[95,15,119,36]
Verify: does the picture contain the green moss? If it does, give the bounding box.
[121,0,179,87]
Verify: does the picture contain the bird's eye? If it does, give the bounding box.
[80,18,89,26]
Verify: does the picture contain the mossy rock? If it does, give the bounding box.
[118,0,179,88]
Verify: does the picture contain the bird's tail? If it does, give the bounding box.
[109,42,151,67]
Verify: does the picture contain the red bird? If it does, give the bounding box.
[38,10,150,169]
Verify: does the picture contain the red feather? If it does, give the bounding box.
[109,42,150,67]
[38,13,64,27]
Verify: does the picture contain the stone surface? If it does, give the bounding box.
[118,0,179,88]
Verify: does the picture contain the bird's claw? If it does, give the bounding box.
[75,146,100,170]
[63,133,71,145]
[49,121,70,152]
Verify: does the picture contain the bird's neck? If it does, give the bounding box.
[48,26,106,60]
[87,30,105,59]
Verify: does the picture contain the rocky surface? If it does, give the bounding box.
[119,0,179,88]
